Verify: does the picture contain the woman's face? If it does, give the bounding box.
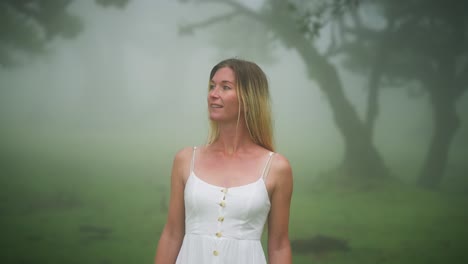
[208,67,240,123]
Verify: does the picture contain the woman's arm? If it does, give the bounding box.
[154,148,191,264]
[267,154,293,264]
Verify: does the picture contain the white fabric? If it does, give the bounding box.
[175,148,273,264]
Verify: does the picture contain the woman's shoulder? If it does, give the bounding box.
[269,152,293,184]
[173,146,195,158]
[172,146,196,166]
[271,152,292,172]
[171,146,198,181]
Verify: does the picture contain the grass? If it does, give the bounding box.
[1,130,467,263]
[290,174,468,263]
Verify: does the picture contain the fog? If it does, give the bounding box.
[1,0,338,171]
[3,0,466,172]
[1,0,467,263]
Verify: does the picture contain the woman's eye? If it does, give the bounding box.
[223,86,231,90]
[209,84,215,90]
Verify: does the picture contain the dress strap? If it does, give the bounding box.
[190,146,197,173]
[261,152,275,181]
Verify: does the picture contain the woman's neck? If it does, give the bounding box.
[212,122,254,155]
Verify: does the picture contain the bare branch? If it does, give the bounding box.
[198,0,266,22]
[179,0,268,35]
[179,11,238,35]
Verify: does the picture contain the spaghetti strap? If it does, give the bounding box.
[190,146,197,173]
[261,152,275,181]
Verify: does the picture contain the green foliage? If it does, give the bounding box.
[0,0,130,68]
[0,0,83,67]
[340,0,468,89]
[286,0,358,39]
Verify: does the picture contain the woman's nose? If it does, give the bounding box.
[209,86,220,97]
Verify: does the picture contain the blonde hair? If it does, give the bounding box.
[207,58,275,152]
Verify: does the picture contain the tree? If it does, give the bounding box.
[340,0,468,188]
[0,0,129,68]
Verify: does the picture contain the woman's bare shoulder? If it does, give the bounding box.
[272,153,292,171]
[173,146,195,163]
[270,152,293,184]
[171,146,196,180]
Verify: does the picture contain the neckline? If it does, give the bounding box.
[190,171,264,190]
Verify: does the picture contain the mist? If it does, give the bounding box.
[1,0,467,263]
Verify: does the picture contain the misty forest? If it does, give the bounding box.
[1,0,467,263]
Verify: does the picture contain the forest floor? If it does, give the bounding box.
[1,131,467,264]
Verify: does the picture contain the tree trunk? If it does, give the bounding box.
[418,92,460,189]
[293,37,388,178]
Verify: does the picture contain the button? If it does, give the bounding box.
[217,216,224,222]
[219,201,226,207]
[213,250,219,256]
[216,232,222,237]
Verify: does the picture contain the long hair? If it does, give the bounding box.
[206,58,275,152]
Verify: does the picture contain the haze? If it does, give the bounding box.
[1,0,467,263]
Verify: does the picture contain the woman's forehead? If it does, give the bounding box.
[211,67,236,82]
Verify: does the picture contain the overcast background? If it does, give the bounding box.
[2,0,466,176]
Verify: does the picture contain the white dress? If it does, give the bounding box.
[176,147,274,264]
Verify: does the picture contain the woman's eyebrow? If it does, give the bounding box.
[210,80,235,85]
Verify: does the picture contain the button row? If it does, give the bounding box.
[214,188,228,257]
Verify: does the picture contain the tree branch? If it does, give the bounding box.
[179,11,238,35]
[198,0,267,23]
[179,0,268,35]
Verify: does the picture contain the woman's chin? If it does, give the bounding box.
[208,113,223,121]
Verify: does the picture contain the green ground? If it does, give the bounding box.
[1,131,467,264]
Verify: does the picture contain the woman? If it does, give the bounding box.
[155,58,293,264]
